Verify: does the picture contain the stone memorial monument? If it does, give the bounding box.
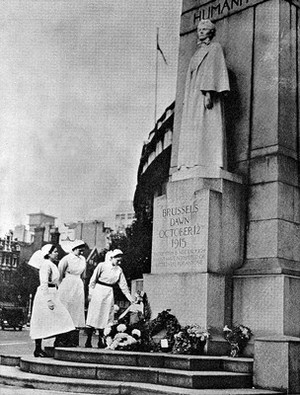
[145,2,300,385]
[144,11,245,354]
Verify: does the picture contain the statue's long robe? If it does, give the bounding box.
[178,41,230,171]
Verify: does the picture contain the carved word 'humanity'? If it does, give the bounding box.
[192,0,262,24]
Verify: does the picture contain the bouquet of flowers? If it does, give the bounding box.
[172,324,210,355]
[105,324,141,351]
[223,324,252,357]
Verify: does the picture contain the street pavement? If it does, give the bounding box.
[0,326,33,356]
[0,326,95,395]
[0,385,97,395]
[0,326,88,355]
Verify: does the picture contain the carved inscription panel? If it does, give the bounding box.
[181,0,267,34]
[151,192,211,274]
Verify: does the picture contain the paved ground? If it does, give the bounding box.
[0,384,97,395]
[0,326,91,355]
[0,326,96,394]
[0,326,33,356]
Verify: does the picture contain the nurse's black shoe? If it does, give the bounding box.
[85,327,94,348]
[33,350,48,357]
[85,341,92,348]
[97,337,106,349]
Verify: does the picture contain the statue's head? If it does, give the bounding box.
[197,19,216,41]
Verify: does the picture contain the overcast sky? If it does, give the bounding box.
[0,0,182,236]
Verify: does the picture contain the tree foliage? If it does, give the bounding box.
[109,214,152,282]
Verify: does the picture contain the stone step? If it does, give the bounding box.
[20,356,252,389]
[0,365,284,395]
[0,354,23,367]
[53,347,253,373]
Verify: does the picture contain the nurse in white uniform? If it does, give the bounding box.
[29,244,75,357]
[56,240,86,347]
[85,249,134,348]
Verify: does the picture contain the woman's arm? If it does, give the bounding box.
[87,263,102,301]
[80,256,87,281]
[58,255,68,283]
[39,262,54,309]
[118,271,134,303]
[89,263,102,290]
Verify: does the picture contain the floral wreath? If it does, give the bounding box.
[148,309,181,349]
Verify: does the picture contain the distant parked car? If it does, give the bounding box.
[0,306,25,331]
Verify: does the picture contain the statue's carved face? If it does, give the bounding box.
[197,26,213,41]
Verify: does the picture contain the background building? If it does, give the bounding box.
[0,213,61,307]
[0,232,20,304]
[114,200,135,233]
[61,220,111,252]
[13,212,57,244]
[13,225,33,243]
[133,102,174,273]
[134,102,174,217]
[28,212,56,231]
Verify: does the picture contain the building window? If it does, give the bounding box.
[12,256,18,267]
[4,271,11,282]
[2,255,7,266]
[120,214,126,220]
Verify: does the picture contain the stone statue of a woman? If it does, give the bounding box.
[177,19,230,175]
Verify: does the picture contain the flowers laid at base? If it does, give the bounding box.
[99,291,210,354]
[148,309,181,351]
[173,324,210,355]
[103,301,210,354]
[223,324,253,357]
[105,324,141,351]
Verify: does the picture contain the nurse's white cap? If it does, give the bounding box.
[110,249,123,258]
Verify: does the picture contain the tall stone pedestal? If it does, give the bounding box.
[144,171,244,352]
[143,0,300,388]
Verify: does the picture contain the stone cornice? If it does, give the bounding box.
[181,0,299,35]
[234,257,300,276]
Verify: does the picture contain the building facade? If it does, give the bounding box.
[0,232,21,304]
[61,220,111,251]
[114,200,135,233]
[27,212,56,232]
[134,101,174,225]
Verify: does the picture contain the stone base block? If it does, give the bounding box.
[206,335,253,357]
[205,336,231,356]
[143,272,230,337]
[254,335,300,393]
[233,274,300,338]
